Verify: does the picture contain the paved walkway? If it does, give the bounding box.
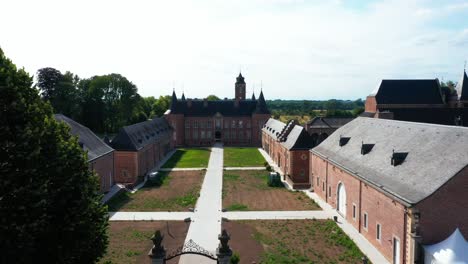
[109,211,192,221]
[224,210,330,220]
[224,166,265,170]
[179,143,224,264]
[159,167,206,172]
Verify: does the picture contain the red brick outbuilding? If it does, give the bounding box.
[262,118,314,188]
[310,117,468,264]
[54,114,115,193]
[110,118,173,187]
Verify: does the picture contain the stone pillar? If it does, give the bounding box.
[148,230,166,264]
[216,229,233,264]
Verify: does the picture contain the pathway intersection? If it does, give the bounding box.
[108,144,389,264]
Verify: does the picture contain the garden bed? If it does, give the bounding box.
[222,170,320,211]
[99,221,189,264]
[107,171,204,211]
[223,219,368,264]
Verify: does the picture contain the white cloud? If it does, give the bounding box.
[0,0,467,100]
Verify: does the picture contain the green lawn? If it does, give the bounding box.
[223,147,266,167]
[161,148,211,168]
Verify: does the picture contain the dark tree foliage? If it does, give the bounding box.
[80,74,140,133]
[37,68,81,119]
[206,94,220,101]
[37,67,62,100]
[0,48,108,263]
[267,99,365,117]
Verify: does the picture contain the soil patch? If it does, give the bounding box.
[223,170,320,211]
[107,171,204,211]
[100,221,189,264]
[223,220,368,264]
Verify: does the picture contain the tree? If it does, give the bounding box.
[206,94,220,101]
[0,48,108,263]
[152,95,171,117]
[80,74,140,133]
[37,67,62,100]
[36,68,81,119]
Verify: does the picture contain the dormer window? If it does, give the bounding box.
[361,143,374,155]
[339,137,351,147]
[391,151,408,166]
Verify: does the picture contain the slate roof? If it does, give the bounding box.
[373,79,444,105]
[307,117,354,129]
[168,91,270,116]
[456,70,468,101]
[54,114,114,161]
[110,118,172,151]
[312,117,468,205]
[263,118,314,150]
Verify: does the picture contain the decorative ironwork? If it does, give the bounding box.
[165,239,218,261]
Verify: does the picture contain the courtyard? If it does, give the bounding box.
[107,171,204,212]
[222,170,320,211]
[106,145,381,263]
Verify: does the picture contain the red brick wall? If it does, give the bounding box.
[289,150,310,187]
[166,114,269,147]
[89,152,114,193]
[114,135,173,185]
[262,131,310,188]
[365,96,377,113]
[360,182,406,263]
[415,166,468,244]
[310,152,406,264]
[114,151,138,184]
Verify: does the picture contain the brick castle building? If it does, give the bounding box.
[362,70,468,126]
[164,73,271,147]
[310,117,468,264]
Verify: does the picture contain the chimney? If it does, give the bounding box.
[204,98,208,107]
[187,99,192,107]
[234,98,239,107]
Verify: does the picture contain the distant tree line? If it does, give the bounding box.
[36,67,171,134]
[267,99,365,118]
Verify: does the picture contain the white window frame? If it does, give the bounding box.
[376,223,382,242]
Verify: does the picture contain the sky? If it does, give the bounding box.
[1,0,467,100]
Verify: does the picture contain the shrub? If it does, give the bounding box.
[265,165,272,171]
[231,252,240,264]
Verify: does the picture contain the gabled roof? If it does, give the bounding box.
[374,79,444,105]
[307,117,354,129]
[54,114,114,161]
[168,98,270,117]
[312,117,468,205]
[111,118,172,151]
[263,118,314,150]
[456,70,468,101]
